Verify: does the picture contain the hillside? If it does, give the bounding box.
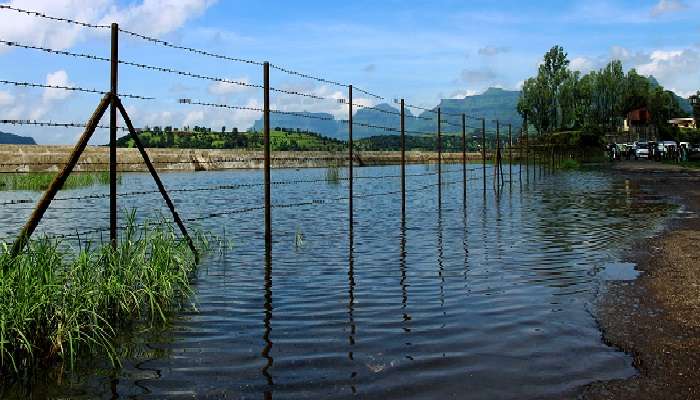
[251,87,522,139]
[0,131,36,145]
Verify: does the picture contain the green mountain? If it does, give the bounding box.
[408,87,522,134]
[252,111,341,138]
[250,87,522,138]
[0,131,36,145]
[648,76,693,115]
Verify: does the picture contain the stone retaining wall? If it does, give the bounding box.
[0,145,493,172]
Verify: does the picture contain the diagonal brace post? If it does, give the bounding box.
[10,93,112,258]
[115,97,199,263]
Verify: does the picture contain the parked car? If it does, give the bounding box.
[634,141,650,160]
[657,141,678,160]
[690,143,700,160]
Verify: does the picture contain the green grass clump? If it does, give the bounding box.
[0,214,201,376]
[560,158,581,170]
[0,172,118,191]
[325,164,342,184]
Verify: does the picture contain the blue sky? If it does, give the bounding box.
[0,0,699,144]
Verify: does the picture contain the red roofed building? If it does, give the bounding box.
[623,107,656,141]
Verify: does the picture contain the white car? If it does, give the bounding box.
[657,141,678,158]
[634,141,649,159]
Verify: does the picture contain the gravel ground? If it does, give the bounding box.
[580,161,700,399]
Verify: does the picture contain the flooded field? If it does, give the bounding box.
[0,164,677,399]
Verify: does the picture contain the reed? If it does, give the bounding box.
[560,158,580,170]
[0,172,119,191]
[325,164,342,184]
[0,213,202,377]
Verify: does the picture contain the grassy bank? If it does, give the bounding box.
[0,216,203,377]
[0,172,119,191]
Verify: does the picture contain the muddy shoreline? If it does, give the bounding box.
[581,161,700,399]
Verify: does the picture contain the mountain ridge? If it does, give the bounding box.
[251,87,522,139]
[0,131,36,145]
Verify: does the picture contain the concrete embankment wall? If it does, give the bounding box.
[0,145,493,172]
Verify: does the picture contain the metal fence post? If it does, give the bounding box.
[495,120,500,188]
[109,23,118,249]
[437,108,441,204]
[519,127,523,183]
[400,98,405,219]
[525,116,529,183]
[263,62,271,251]
[482,118,486,195]
[461,113,466,207]
[348,85,353,233]
[508,124,512,187]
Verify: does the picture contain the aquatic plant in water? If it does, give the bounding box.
[0,213,202,377]
[325,163,342,184]
[0,172,120,191]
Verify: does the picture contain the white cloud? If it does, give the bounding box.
[0,0,216,54]
[99,0,217,37]
[208,78,253,96]
[651,0,687,16]
[182,110,205,127]
[0,0,111,52]
[570,56,595,73]
[271,83,373,120]
[449,89,479,99]
[0,91,14,106]
[571,46,700,97]
[635,48,700,96]
[43,70,72,102]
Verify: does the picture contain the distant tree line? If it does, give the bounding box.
[517,45,688,138]
[355,135,482,152]
[117,126,493,152]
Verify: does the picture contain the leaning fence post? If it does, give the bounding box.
[348,85,353,233]
[263,62,271,252]
[115,98,199,262]
[400,98,405,219]
[10,95,112,258]
[109,23,119,249]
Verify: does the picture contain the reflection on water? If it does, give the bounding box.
[0,164,677,399]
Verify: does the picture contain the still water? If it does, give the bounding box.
[0,164,675,399]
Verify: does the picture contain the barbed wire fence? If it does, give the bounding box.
[0,6,571,258]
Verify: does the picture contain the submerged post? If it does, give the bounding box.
[437,107,442,203]
[519,127,523,183]
[401,98,406,219]
[109,23,118,249]
[348,85,353,233]
[481,118,486,194]
[495,120,500,188]
[263,62,271,251]
[461,113,467,207]
[525,118,530,182]
[508,124,512,186]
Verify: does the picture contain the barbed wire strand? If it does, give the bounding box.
[0,5,110,29]
[0,79,154,100]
